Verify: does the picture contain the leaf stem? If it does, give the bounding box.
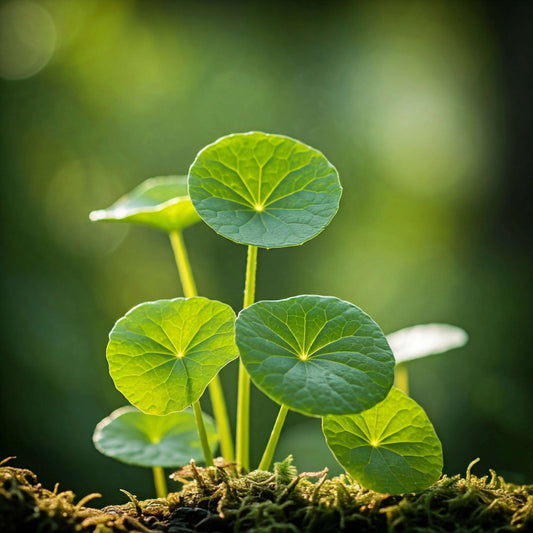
[169,231,197,297]
[258,404,289,471]
[236,363,250,471]
[207,372,234,462]
[394,362,409,395]
[193,400,214,467]
[243,245,258,309]
[152,466,168,499]
[236,244,258,471]
[168,230,234,461]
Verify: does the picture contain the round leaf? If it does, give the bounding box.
[188,132,342,248]
[90,176,201,232]
[323,388,443,494]
[107,297,239,415]
[387,323,468,364]
[236,295,394,416]
[93,406,218,467]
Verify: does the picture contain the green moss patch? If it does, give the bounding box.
[1,457,531,532]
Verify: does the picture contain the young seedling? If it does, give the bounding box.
[93,406,218,498]
[90,176,234,461]
[387,324,469,394]
[188,132,342,470]
[91,132,457,498]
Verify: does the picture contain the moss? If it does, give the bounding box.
[1,457,532,532]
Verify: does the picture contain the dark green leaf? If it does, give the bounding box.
[236,295,394,416]
[188,132,342,248]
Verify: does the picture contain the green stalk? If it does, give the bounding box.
[207,371,234,462]
[236,362,250,471]
[242,245,258,309]
[193,400,214,467]
[152,466,168,499]
[169,230,234,461]
[394,362,409,395]
[236,245,258,471]
[258,404,289,471]
[169,230,197,297]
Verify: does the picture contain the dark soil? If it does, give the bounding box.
[1,456,532,532]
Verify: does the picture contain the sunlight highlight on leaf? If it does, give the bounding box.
[90,176,201,232]
[107,297,239,415]
[387,323,468,363]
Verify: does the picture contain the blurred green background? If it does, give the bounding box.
[1,0,531,505]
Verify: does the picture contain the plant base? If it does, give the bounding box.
[1,457,531,532]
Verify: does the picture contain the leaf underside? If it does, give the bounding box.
[188,132,342,248]
[387,323,468,364]
[107,297,239,415]
[323,388,443,494]
[93,406,218,467]
[90,176,201,232]
[236,295,395,416]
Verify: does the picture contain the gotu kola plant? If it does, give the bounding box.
[91,131,447,497]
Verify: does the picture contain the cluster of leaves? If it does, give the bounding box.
[90,132,468,497]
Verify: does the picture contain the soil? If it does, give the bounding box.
[1,456,532,532]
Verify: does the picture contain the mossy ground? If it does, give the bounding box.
[1,457,532,532]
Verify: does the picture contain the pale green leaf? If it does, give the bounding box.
[93,406,218,467]
[107,297,239,415]
[323,388,443,494]
[236,295,394,416]
[387,323,468,364]
[188,132,342,248]
[90,176,201,232]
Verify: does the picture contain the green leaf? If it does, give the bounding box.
[387,323,468,364]
[93,406,218,467]
[236,295,394,416]
[107,297,239,415]
[188,132,342,248]
[323,388,443,494]
[90,176,201,232]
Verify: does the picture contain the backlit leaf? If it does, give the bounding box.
[236,295,394,416]
[93,406,218,467]
[387,323,468,364]
[188,132,342,248]
[323,388,443,494]
[107,297,239,415]
[90,176,201,232]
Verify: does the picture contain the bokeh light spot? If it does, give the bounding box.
[0,1,56,80]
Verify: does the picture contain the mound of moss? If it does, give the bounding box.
[1,457,531,532]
